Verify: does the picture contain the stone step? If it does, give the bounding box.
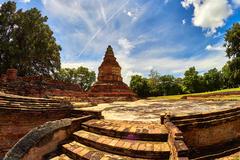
[62,141,143,160]
[49,154,72,160]
[82,119,168,141]
[0,96,59,103]
[73,130,170,159]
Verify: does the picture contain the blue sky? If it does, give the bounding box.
[1,0,240,83]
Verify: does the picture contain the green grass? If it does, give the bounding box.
[148,87,240,100]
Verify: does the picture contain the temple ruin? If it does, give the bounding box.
[1,46,239,160]
[88,45,137,101]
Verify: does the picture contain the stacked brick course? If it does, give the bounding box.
[0,69,86,98]
[88,45,137,101]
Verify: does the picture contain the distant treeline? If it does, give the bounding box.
[130,23,240,97]
[130,66,231,97]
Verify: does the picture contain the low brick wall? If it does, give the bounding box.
[170,107,240,158]
[3,116,93,160]
[0,108,71,158]
[164,121,189,160]
[182,119,240,149]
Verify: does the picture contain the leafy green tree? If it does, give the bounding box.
[203,68,223,91]
[224,23,240,86]
[130,75,149,97]
[183,67,203,93]
[54,66,96,91]
[147,70,161,96]
[228,58,240,85]
[222,62,235,88]
[0,1,61,76]
[159,75,183,95]
[0,1,16,74]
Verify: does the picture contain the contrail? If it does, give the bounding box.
[98,0,107,24]
[77,0,130,57]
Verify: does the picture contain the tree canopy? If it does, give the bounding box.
[224,23,240,87]
[0,1,61,76]
[130,67,224,97]
[54,66,96,91]
[130,75,149,97]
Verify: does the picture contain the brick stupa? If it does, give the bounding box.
[88,45,136,101]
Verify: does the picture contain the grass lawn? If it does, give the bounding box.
[148,87,240,100]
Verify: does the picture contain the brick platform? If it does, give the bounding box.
[48,119,171,159]
[82,119,168,141]
[0,92,72,158]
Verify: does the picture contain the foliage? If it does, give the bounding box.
[203,68,223,91]
[130,72,183,97]
[130,67,225,97]
[130,75,149,97]
[183,67,204,93]
[130,23,240,97]
[54,66,96,91]
[159,75,182,96]
[147,70,161,96]
[224,23,240,87]
[224,23,240,59]
[0,1,61,76]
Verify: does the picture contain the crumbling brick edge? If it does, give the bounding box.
[164,115,189,160]
[3,115,95,160]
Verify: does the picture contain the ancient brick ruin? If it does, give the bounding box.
[0,69,86,99]
[2,46,239,160]
[88,45,137,101]
[0,46,136,102]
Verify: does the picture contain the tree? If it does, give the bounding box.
[147,70,161,96]
[159,75,182,95]
[222,62,236,88]
[130,75,149,97]
[224,23,240,87]
[0,1,61,76]
[183,67,203,93]
[203,68,223,91]
[54,66,96,91]
[0,1,16,74]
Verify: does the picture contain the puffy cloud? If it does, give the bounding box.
[118,38,134,55]
[127,11,132,17]
[205,44,225,51]
[182,19,186,25]
[181,0,232,35]
[164,0,169,4]
[62,44,227,84]
[233,0,240,7]
[20,0,31,3]
[205,41,225,52]
[42,0,229,84]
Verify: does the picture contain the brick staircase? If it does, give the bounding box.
[0,92,70,110]
[49,119,171,160]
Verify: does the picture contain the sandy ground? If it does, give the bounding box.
[79,99,240,121]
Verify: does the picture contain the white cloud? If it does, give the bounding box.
[182,19,186,25]
[20,0,31,3]
[205,41,225,52]
[62,45,227,85]
[118,38,134,55]
[233,0,240,7]
[205,44,225,51]
[164,0,169,4]
[43,0,229,84]
[127,11,132,17]
[181,0,232,35]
